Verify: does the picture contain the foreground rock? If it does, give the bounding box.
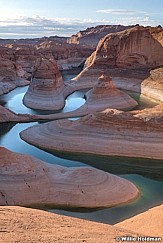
[0,147,139,208]
[20,109,163,160]
[23,58,69,110]
[116,204,163,237]
[0,206,142,243]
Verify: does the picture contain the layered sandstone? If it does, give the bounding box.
[20,109,163,160]
[0,105,36,123]
[131,104,163,123]
[0,146,139,208]
[23,58,67,110]
[86,26,163,68]
[0,46,30,95]
[35,40,93,70]
[72,26,163,101]
[68,24,135,48]
[0,105,18,122]
[141,67,163,102]
[85,74,138,111]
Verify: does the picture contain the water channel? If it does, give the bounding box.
[0,69,163,224]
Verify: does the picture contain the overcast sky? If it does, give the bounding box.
[0,0,162,39]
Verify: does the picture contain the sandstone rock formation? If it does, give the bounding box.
[20,109,163,160]
[86,26,163,68]
[0,105,20,122]
[72,26,163,101]
[131,104,163,123]
[68,24,135,48]
[0,47,30,95]
[30,74,137,119]
[35,40,93,70]
[85,74,138,111]
[116,204,163,237]
[0,105,35,123]
[141,67,163,102]
[23,58,67,110]
[0,206,142,243]
[0,147,139,208]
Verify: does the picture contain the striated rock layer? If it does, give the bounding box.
[72,26,163,102]
[25,74,138,120]
[0,48,30,95]
[85,74,138,111]
[67,24,135,48]
[0,147,139,208]
[23,58,68,110]
[20,109,163,160]
[131,104,163,123]
[0,105,34,123]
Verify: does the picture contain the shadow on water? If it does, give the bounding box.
[47,174,163,224]
[46,150,163,181]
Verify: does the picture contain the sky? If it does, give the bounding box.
[0,0,162,39]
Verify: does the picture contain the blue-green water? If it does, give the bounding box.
[0,70,163,225]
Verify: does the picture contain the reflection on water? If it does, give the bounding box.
[126,91,160,110]
[0,69,163,224]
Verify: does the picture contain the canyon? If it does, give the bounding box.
[0,24,163,242]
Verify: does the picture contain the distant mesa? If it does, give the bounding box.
[67,24,136,48]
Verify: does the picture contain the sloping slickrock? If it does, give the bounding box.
[141,67,163,102]
[23,58,67,110]
[0,147,139,208]
[116,204,163,237]
[20,109,163,160]
[0,206,141,243]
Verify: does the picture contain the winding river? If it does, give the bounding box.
[0,68,163,225]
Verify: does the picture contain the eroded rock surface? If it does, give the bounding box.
[20,109,163,160]
[0,147,139,208]
[23,58,67,110]
[68,24,135,48]
[72,26,163,101]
